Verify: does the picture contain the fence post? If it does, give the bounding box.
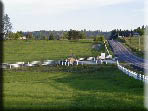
[117,60,119,65]
[123,67,125,73]
[65,61,67,66]
[132,71,134,78]
[142,75,144,81]
[94,57,96,61]
[130,71,134,77]
[128,70,130,76]
[10,65,12,69]
[125,69,128,75]
[126,69,128,75]
[100,60,102,64]
[121,66,123,72]
[128,70,131,76]
[118,65,120,69]
[139,74,142,80]
[68,62,69,66]
[137,74,139,80]
[135,73,138,79]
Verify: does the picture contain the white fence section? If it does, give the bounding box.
[104,41,112,59]
[1,58,117,69]
[104,41,110,55]
[117,60,148,83]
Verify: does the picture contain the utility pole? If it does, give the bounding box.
[139,36,141,51]
[130,32,131,44]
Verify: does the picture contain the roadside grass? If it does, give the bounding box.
[3,40,104,63]
[91,41,106,57]
[118,36,144,58]
[3,65,145,111]
[119,63,144,75]
[105,40,114,57]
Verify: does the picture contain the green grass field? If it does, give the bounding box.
[3,65,145,111]
[2,40,145,111]
[3,40,105,63]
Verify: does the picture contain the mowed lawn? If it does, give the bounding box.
[3,40,101,63]
[3,65,145,111]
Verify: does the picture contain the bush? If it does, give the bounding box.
[93,35,105,42]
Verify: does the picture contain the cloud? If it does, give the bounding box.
[3,0,135,15]
[2,0,142,32]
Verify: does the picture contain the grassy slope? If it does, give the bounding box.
[118,36,144,58]
[3,65,145,111]
[105,40,114,57]
[3,40,104,63]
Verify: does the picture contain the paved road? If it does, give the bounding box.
[108,40,146,70]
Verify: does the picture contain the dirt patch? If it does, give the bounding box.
[92,43,102,51]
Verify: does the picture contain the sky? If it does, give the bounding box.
[2,0,144,32]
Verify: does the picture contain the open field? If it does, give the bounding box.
[3,65,145,111]
[2,40,145,111]
[3,40,105,63]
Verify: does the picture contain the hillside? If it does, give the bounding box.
[118,36,144,58]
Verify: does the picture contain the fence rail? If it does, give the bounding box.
[117,60,148,83]
[1,59,147,83]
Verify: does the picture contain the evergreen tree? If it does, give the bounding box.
[62,32,68,39]
[79,32,86,39]
[2,14,12,39]
[49,33,54,40]
[67,30,80,40]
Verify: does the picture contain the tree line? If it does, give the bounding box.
[1,14,146,41]
[110,25,146,40]
[1,14,110,40]
[25,30,110,40]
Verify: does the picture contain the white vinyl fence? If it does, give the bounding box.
[104,42,110,55]
[2,59,147,83]
[117,60,148,83]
